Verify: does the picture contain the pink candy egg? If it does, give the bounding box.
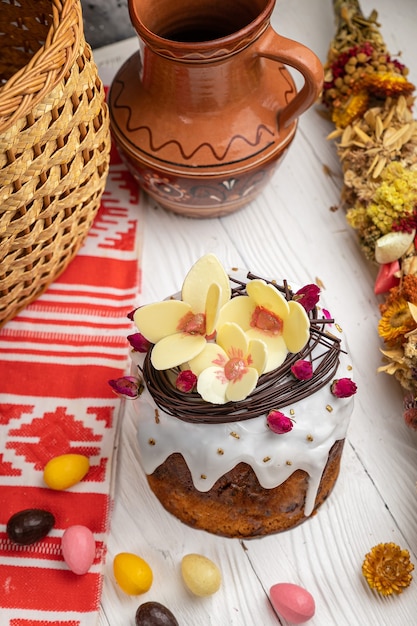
[270,582,315,624]
[62,525,96,575]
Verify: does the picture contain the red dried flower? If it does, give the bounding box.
[331,378,357,398]
[127,332,152,353]
[392,209,417,234]
[291,359,313,381]
[293,284,320,312]
[108,376,143,399]
[127,308,137,321]
[267,410,294,434]
[403,394,417,431]
[176,370,198,393]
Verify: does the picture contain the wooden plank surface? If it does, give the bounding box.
[94,1,417,623]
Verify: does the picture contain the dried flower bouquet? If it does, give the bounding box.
[323,0,417,429]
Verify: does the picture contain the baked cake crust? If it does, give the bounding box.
[147,441,344,538]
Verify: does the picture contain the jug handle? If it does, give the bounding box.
[255,27,324,130]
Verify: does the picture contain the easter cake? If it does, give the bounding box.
[130,255,355,538]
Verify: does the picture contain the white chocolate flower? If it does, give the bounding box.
[133,254,231,370]
[217,279,310,372]
[188,322,267,404]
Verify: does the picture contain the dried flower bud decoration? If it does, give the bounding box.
[362,543,414,596]
[403,394,417,431]
[267,410,294,434]
[108,376,143,399]
[331,378,357,398]
[291,359,313,381]
[127,308,138,321]
[176,370,198,393]
[293,284,321,312]
[128,332,152,353]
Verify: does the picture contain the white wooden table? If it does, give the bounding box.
[93,1,417,623]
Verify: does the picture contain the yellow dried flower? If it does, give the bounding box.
[346,205,372,231]
[378,297,416,344]
[332,91,370,128]
[362,543,414,595]
[367,163,417,234]
[362,72,415,99]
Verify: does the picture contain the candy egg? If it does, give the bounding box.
[43,453,90,490]
[62,525,96,575]
[113,552,153,595]
[7,508,55,545]
[270,582,315,624]
[135,601,179,626]
[181,553,221,596]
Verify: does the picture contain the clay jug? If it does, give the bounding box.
[109,0,323,218]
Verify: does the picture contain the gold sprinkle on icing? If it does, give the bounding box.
[230,431,240,439]
[306,434,314,442]
[217,448,224,455]
[326,404,333,412]
[154,409,160,424]
[263,456,271,463]
[286,460,292,466]
[290,409,295,416]
[335,323,343,333]
[200,474,207,480]
[148,438,156,446]
[347,364,353,371]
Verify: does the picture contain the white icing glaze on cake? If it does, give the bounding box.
[132,272,354,518]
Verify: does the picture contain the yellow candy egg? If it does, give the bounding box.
[43,454,90,490]
[181,553,222,596]
[113,552,153,595]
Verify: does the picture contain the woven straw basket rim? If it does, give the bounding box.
[0,0,111,327]
[0,0,82,134]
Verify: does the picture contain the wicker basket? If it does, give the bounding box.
[0,0,111,327]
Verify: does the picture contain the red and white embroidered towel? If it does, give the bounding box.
[0,144,142,626]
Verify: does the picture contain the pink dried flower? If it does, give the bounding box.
[331,378,357,398]
[267,410,294,434]
[176,370,198,393]
[293,284,320,312]
[108,376,143,399]
[291,359,313,380]
[127,332,151,353]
